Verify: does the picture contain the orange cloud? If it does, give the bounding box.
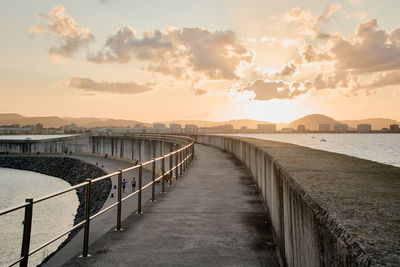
[60,77,154,94]
[29,6,94,60]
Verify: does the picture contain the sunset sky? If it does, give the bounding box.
[0,0,399,123]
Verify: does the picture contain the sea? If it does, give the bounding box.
[0,168,79,266]
[226,133,400,167]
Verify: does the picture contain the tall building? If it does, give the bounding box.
[357,124,372,133]
[184,124,199,133]
[280,127,294,133]
[334,123,348,133]
[319,124,331,132]
[200,124,233,133]
[390,124,399,133]
[257,124,276,133]
[297,124,307,133]
[153,123,167,129]
[170,123,182,133]
[134,123,145,129]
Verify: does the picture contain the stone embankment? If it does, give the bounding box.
[0,156,111,263]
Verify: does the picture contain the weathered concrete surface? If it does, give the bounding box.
[194,135,400,266]
[63,144,281,266]
[0,135,185,171]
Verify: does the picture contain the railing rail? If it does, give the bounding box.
[1,134,194,267]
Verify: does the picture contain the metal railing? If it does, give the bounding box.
[0,135,195,267]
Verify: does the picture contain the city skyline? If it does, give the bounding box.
[1,0,400,123]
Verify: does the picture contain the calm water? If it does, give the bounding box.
[228,134,400,167]
[0,168,79,266]
[0,134,77,140]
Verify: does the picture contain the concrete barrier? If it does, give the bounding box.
[194,135,400,266]
[0,134,188,172]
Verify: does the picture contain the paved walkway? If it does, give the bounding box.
[62,144,281,266]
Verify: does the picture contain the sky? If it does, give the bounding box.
[0,0,399,123]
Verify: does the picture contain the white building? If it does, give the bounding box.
[170,123,182,133]
[334,123,348,133]
[257,124,276,133]
[319,124,331,132]
[184,124,199,133]
[357,124,371,133]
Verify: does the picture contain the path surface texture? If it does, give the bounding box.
[63,144,281,266]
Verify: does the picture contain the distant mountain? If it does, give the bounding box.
[0,114,147,128]
[289,114,339,131]
[340,118,399,130]
[0,113,25,120]
[0,116,71,128]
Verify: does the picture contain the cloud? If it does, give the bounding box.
[60,77,154,94]
[281,39,298,48]
[315,4,342,24]
[362,71,400,89]
[237,79,311,100]
[302,44,332,62]
[330,19,400,73]
[29,6,94,60]
[301,19,400,79]
[88,26,253,80]
[283,5,341,36]
[194,88,207,96]
[312,71,350,90]
[278,62,297,76]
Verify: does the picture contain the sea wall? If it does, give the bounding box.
[0,135,186,171]
[194,135,400,266]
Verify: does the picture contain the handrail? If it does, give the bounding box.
[1,134,195,267]
[33,182,89,204]
[0,202,29,216]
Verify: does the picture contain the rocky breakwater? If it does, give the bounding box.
[0,156,111,262]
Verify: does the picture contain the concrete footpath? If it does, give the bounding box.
[61,144,281,266]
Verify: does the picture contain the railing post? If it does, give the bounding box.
[116,170,122,231]
[138,164,142,213]
[183,148,186,172]
[151,159,155,202]
[161,156,165,194]
[180,150,183,176]
[20,198,33,267]
[185,148,188,170]
[82,179,92,257]
[192,143,195,162]
[175,151,178,179]
[169,154,173,186]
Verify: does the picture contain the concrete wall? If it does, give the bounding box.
[194,135,400,266]
[0,135,185,171]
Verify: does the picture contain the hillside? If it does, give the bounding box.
[0,116,71,128]
[340,118,398,130]
[0,114,147,128]
[289,114,339,131]
[0,113,25,120]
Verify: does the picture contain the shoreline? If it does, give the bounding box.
[0,155,111,265]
